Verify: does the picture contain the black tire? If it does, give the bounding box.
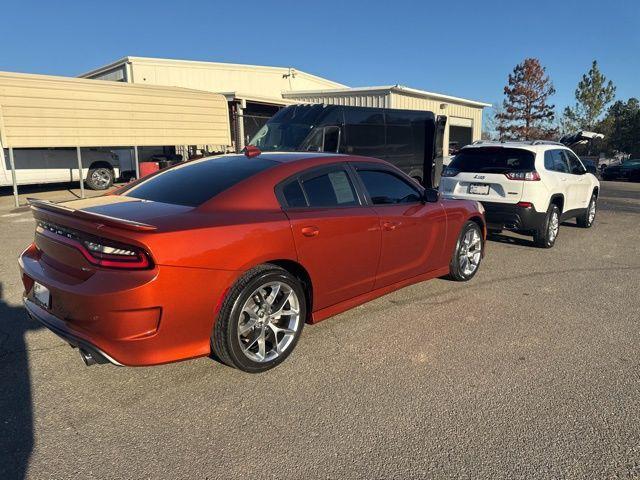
[576,194,597,228]
[533,204,560,248]
[85,166,114,190]
[211,264,306,373]
[448,221,483,282]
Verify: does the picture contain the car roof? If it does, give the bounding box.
[204,152,349,164]
[460,140,569,154]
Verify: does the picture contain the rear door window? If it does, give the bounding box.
[448,147,535,173]
[544,150,570,173]
[302,169,358,207]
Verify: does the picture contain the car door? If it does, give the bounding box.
[352,164,447,289]
[563,150,591,211]
[543,149,571,209]
[278,164,381,311]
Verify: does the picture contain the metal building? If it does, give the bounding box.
[283,85,490,156]
[0,70,230,205]
[80,57,490,155]
[80,56,346,151]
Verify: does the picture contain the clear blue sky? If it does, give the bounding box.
[1,0,637,118]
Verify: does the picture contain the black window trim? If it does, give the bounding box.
[350,161,424,207]
[274,163,366,211]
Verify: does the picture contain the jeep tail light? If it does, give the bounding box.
[441,167,459,177]
[505,171,540,181]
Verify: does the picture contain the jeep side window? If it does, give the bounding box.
[544,150,569,173]
[563,151,587,175]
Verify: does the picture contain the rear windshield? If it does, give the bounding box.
[449,147,535,173]
[123,156,276,207]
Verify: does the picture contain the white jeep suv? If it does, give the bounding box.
[439,140,600,248]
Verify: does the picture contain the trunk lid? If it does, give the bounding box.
[440,172,524,204]
[439,146,536,204]
[29,195,191,278]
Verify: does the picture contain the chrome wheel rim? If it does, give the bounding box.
[459,227,482,276]
[588,199,596,224]
[91,169,111,188]
[237,281,301,363]
[548,211,559,242]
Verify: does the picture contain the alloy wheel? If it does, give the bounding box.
[91,169,112,188]
[588,199,596,224]
[237,281,301,363]
[458,227,482,276]
[548,211,559,243]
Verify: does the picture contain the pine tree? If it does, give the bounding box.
[564,60,616,131]
[496,58,557,140]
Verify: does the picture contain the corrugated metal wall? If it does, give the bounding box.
[83,58,346,103]
[288,92,390,108]
[0,71,231,148]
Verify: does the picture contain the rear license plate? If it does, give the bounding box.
[33,282,51,309]
[469,183,490,195]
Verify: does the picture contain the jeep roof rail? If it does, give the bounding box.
[530,140,564,146]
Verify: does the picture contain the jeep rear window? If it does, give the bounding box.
[449,147,535,173]
[123,156,277,207]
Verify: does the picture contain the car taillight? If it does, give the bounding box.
[505,171,540,181]
[82,239,151,269]
[441,167,459,177]
[36,221,152,270]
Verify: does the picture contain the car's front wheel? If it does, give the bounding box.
[576,194,597,228]
[534,204,560,248]
[211,264,306,373]
[448,221,483,281]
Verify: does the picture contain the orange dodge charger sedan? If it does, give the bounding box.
[19,152,485,372]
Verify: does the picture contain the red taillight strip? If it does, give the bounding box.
[37,227,151,269]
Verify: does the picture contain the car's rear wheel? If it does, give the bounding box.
[211,264,306,373]
[448,221,483,281]
[576,194,597,228]
[534,204,560,248]
[85,166,114,190]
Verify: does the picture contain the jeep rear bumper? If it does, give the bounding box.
[481,202,547,233]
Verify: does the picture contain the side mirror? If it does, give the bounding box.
[423,188,439,203]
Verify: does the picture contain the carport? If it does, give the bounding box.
[0,71,230,207]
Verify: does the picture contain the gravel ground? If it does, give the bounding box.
[0,180,639,479]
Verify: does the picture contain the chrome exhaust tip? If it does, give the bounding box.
[79,349,97,366]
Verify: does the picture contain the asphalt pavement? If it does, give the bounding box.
[0,181,639,479]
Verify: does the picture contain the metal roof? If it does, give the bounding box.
[283,84,491,108]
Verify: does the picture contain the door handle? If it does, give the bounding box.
[382,221,398,231]
[301,226,320,237]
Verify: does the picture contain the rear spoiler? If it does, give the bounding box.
[27,198,157,232]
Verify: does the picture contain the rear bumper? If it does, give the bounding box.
[24,298,121,365]
[19,245,239,366]
[482,201,547,233]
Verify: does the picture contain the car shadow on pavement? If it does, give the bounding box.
[487,232,536,247]
[0,283,41,480]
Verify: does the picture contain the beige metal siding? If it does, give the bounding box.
[283,92,389,108]
[0,71,230,148]
[83,57,345,103]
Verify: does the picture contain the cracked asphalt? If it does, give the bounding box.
[0,181,639,479]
